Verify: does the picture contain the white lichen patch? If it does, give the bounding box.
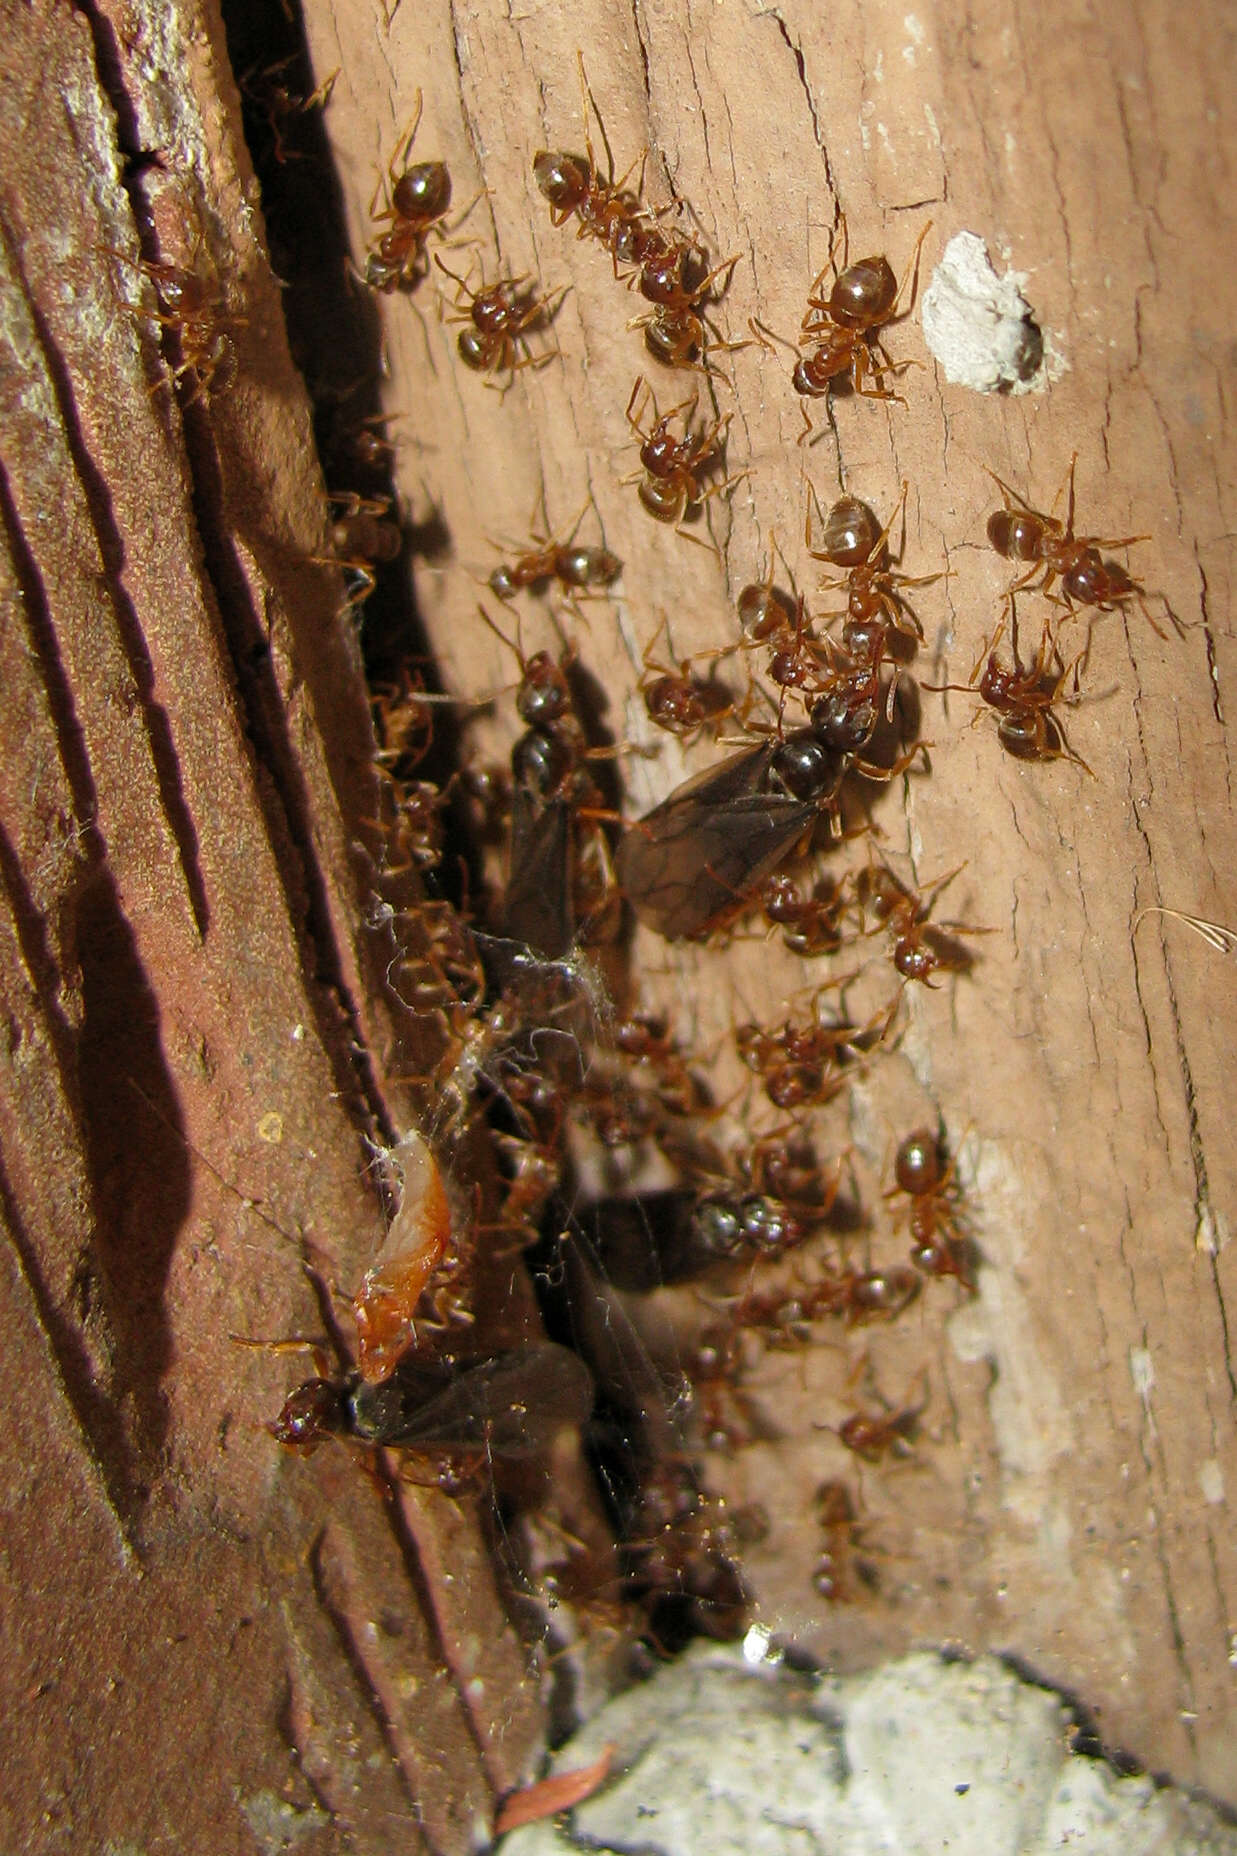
[922,231,1061,394]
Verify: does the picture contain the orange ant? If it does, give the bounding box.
[986,456,1166,632]
[435,257,564,386]
[103,245,237,401]
[926,605,1093,773]
[365,96,452,293]
[624,377,738,537]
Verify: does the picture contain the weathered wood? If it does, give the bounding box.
[303,0,1237,1803]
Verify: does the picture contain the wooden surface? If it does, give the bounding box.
[0,0,1233,1850]
[302,0,1237,1806]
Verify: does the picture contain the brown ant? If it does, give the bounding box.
[630,244,743,373]
[319,492,403,612]
[436,258,564,385]
[104,245,237,401]
[365,96,452,293]
[986,456,1165,632]
[808,482,939,658]
[836,1380,927,1463]
[728,1261,921,1343]
[239,53,337,164]
[533,55,661,267]
[624,377,738,536]
[488,502,621,603]
[638,619,735,738]
[616,720,926,941]
[887,1127,977,1291]
[752,217,930,434]
[926,606,1092,773]
[812,1479,878,1602]
[759,871,852,957]
[854,861,991,986]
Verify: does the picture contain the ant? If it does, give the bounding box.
[836,1388,926,1463]
[853,861,990,986]
[752,217,930,433]
[926,606,1092,773]
[104,245,237,401]
[616,719,926,941]
[624,377,738,536]
[630,243,743,373]
[319,492,403,612]
[812,1479,878,1602]
[808,482,938,659]
[533,55,660,267]
[488,502,621,603]
[886,1127,977,1291]
[436,258,564,385]
[986,456,1165,633]
[638,619,735,738]
[239,53,337,164]
[365,96,452,293]
[760,871,852,957]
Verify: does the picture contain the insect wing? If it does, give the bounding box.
[504,790,575,959]
[351,1343,594,1457]
[616,743,814,939]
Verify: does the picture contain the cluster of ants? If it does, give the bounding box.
[162,44,1174,1664]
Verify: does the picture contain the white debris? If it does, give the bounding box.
[499,1646,1237,1854]
[921,230,1057,393]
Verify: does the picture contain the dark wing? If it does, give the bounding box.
[504,791,575,959]
[351,1343,594,1457]
[616,744,814,940]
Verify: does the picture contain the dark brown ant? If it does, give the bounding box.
[638,619,735,738]
[436,258,564,385]
[488,504,621,603]
[624,377,737,535]
[630,244,743,372]
[926,607,1092,773]
[616,723,925,941]
[742,1128,849,1223]
[272,1341,594,1474]
[986,456,1164,631]
[533,55,661,265]
[622,1454,762,1637]
[239,53,337,164]
[104,245,237,400]
[854,861,991,986]
[887,1127,977,1291]
[365,96,452,293]
[612,1011,709,1119]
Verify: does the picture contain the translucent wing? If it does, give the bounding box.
[616,744,814,940]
